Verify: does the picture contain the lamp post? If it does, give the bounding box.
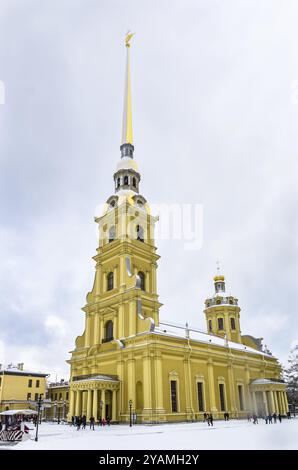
[35,394,43,442]
[129,399,133,427]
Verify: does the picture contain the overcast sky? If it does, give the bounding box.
[0,0,298,380]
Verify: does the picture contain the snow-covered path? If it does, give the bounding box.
[5,418,298,450]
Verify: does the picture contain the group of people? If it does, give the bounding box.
[203,412,214,426]
[247,412,283,424]
[71,415,111,430]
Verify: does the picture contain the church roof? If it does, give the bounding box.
[151,322,273,358]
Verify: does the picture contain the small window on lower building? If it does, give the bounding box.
[36,380,40,388]
[28,379,32,388]
[208,319,212,332]
[230,318,236,330]
[66,392,69,400]
[34,393,38,401]
[27,393,31,401]
[170,380,178,412]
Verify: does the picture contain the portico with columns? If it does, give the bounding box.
[250,379,288,415]
[69,375,119,422]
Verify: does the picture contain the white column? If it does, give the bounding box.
[101,389,106,419]
[87,389,92,421]
[93,389,98,420]
[263,391,269,415]
[69,390,75,420]
[112,390,117,422]
[75,390,82,416]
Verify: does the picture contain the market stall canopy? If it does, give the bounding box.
[0,409,38,416]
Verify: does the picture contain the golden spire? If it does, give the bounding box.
[121,31,135,147]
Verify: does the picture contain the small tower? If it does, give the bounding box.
[204,268,242,344]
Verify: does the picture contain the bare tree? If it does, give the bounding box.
[284,345,298,413]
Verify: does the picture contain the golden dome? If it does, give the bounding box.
[213,274,225,282]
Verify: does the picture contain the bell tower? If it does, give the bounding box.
[204,269,242,344]
[74,32,162,353]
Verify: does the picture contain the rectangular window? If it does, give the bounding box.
[55,393,57,401]
[197,382,204,411]
[238,385,244,411]
[230,318,236,330]
[36,380,40,388]
[170,380,178,412]
[28,379,32,388]
[34,393,38,401]
[59,393,62,400]
[219,383,226,411]
[27,393,31,401]
[0,377,2,387]
[218,318,224,330]
[66,392,69,400]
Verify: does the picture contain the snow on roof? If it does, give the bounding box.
[152,322,272,358]
[74,374,119,384]
[206,290,237,300]
[250,379,283,385]
[0,409,38,416]
[1,365,47,376]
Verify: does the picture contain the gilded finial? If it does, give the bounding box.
[214,259,225,282]
[125,31,135,48]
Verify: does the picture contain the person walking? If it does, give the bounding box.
[203,412,207,423]
[273,412,277,423]
[71,416,75,427]
[77,416,81,431]
[278,414,282,423]
[106,416,111,426]
[90,416,95,430]
[208,414,213,426]
[247,413,251,422]
[268,414,273,424]
[82,415,87,429]
[252,414,258,424]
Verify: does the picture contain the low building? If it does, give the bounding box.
[0,363,48,412]
[46,379,70,421]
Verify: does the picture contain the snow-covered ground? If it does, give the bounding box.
[3,418,298,450]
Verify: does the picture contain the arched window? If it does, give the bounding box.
[230,318,236,330]
[218,318,224,330]
[107,272,114,291]
[136,225,144,242]
[208,319,212,332]
[108,226,116,243]
[124,175,129,185]
[103,320,113,342]
[132,177,136,187]
[138,271,145,291]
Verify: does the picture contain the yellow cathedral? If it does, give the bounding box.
[67,35,287,424]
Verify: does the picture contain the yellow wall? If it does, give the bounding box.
[0,373,47,411]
